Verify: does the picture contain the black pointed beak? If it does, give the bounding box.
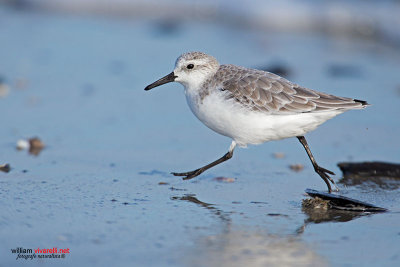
[144,72,177,91]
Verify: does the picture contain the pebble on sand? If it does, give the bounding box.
[213,177,236,183]
[272,152,285,159]
[289,164,304,172]
[0,163,11,173]
[16,139,30,150]
[0,82,10,98]
[29,137,45,155]
[16,137,45,155]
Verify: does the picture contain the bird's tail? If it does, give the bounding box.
[354,99,370,107]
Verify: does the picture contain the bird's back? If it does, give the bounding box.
[207,64,368,115]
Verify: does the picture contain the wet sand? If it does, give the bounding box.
[0,4,400,266]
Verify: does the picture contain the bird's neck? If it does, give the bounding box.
[183,71,216,95]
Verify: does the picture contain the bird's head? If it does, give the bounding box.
[145,52,219,91]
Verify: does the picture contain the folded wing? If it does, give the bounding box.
[217,65,368,114]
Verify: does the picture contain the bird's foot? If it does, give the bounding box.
[171,168,204,180]
[315,166,339,193]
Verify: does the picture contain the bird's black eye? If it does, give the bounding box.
[186,64,194,69]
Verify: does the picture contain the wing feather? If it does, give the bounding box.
[215,65,367,114]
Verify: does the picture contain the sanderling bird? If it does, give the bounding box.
[145,52,368,192]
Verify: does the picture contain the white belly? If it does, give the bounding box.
[185,89,342,147]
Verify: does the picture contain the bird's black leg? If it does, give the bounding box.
[172,141,236,180]
[297,136,337,193]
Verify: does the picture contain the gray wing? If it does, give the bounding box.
[216,65,367,114]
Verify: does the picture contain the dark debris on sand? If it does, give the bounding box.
[304,189,387,212]
[338,161,400,178]
[0,163,11,173]
[28,137,45,156]
[338,161,400,189]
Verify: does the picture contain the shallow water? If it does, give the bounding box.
[0,6,400,267]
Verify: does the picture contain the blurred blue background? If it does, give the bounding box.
[0,1,399,266]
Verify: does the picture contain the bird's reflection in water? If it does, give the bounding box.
[172,192,381,238]
[339,176,400,190]
[296,197,373,234]
[171,194,232,225]
[172,194,327,267]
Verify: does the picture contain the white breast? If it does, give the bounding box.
[185,88,342,147]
